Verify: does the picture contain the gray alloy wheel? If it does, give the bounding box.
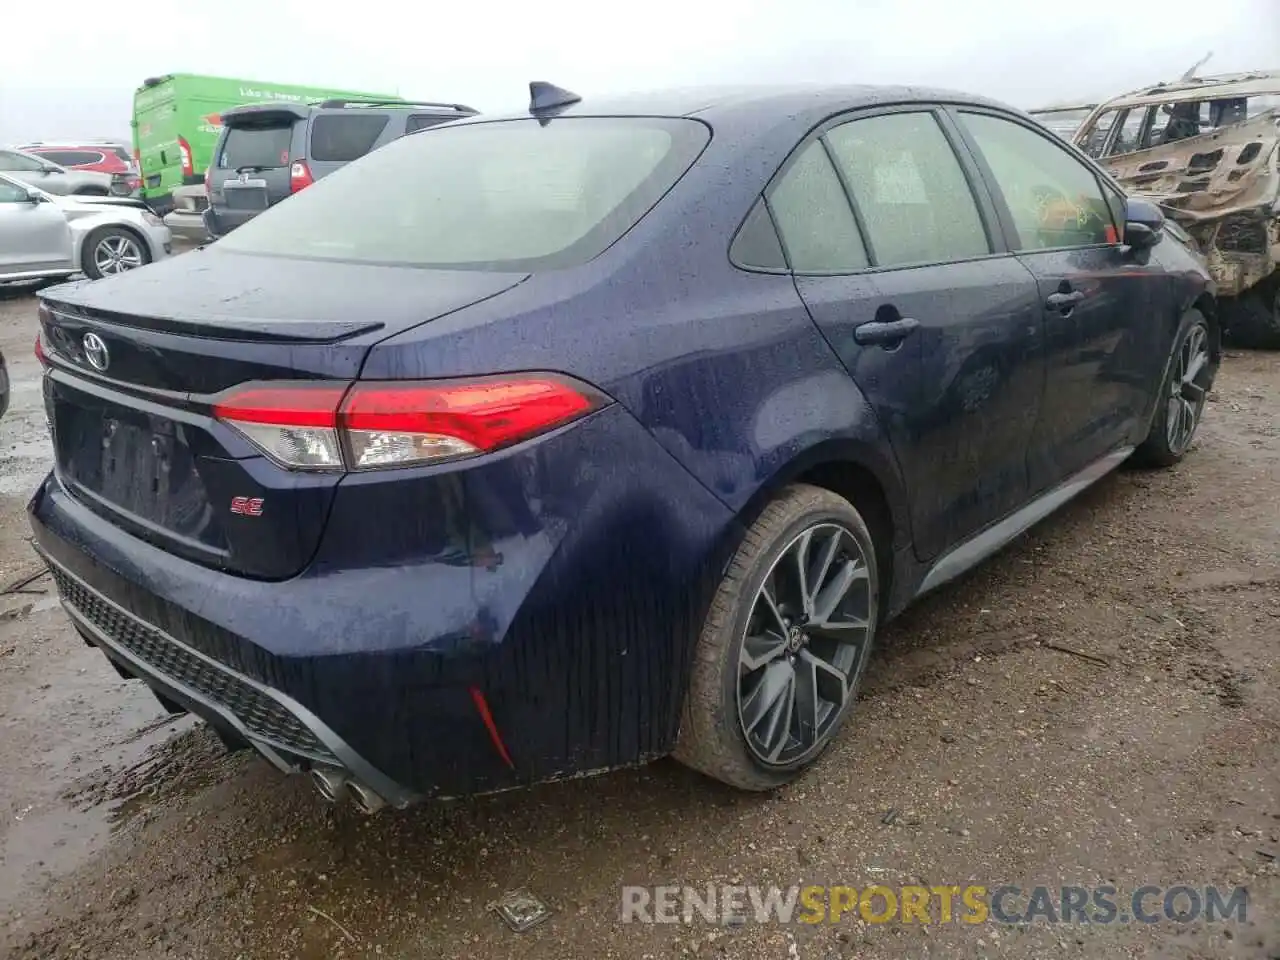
[674,483,879,790]
[1164,320,1211,455]
[83,227,148,280]
[1134,308,1214,468]
[736,521,873,766]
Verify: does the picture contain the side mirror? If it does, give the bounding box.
[21,190,43,204]
[1123,196,1165,250]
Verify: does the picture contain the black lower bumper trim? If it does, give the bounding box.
[37,546,421,807]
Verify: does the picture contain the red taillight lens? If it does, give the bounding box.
[35,331,47,366]
[212,383,348,469]
[177,136,193,177]
[212,375,605,471]
[289,160,314,193]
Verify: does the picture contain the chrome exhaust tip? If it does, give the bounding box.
[347,779,387,815]
[311,766,350,803]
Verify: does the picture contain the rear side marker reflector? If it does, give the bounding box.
[212,374,607,471]
[469,686,515,769]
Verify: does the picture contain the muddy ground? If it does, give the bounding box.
[0,278,1277,960]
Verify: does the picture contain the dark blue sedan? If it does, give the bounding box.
[29,82,1218,810]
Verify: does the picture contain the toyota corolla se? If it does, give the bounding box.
[30,82,1218,811]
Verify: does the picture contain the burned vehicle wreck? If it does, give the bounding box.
[1075,71,1280,347]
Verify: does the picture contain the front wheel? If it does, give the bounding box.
[1133,308,1214,468]
[82,226,149,279]
[674,484,879,790]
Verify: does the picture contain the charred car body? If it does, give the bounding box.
[1074,71,1280,347]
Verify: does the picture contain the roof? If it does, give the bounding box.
[1094,70,1280,111]
[452,83,1018,136]
[1028,103,1098,115]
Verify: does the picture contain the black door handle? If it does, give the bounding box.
[1045,290,1086,312]
[854,317,920,346]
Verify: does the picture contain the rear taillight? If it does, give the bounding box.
[289,160,314,193]
[35,331,47,366]
[212,375,606,471]
[177,136,193,177]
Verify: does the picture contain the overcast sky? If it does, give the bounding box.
[2,0,1277,144]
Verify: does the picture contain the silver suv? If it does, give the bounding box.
[204,98,477,237]
[0,148,115,196]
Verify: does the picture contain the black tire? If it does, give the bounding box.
[1133,308,1214,468]
[673,483,880,790]
[1221,276,1280,349]
[81,226,150,280]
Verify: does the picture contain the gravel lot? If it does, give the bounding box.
[1,277,1277,959]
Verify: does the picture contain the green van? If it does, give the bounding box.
[131,73,399,214]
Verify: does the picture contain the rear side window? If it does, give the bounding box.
[730,199,786,270]
[34,150,104,166]
[216,117,710,271]
[826,112,990,268]
[406,115,452,134]
[768,141,868,273]
[310,115,390,162]
[219,123,294,170]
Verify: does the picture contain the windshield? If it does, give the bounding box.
[1082,90,1280,158]
[216,117,710,271]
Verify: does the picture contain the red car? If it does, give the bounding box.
[19,142,141,196]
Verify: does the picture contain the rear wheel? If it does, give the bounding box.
[82,226,149,279]
[1133,308,1213,467]
[1222,275,1280,349]
[674,484,879,790]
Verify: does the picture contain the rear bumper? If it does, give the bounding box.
[29,403,734,798]
[204,205,261,237]
[39,547,419,806]
[164,210,210,243]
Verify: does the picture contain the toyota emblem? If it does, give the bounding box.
[82,332,110,372]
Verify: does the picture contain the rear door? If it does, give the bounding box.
[210,108,303,214]
[783,108,1045,561]
[950,108,1168,492]
[305,111,393,181]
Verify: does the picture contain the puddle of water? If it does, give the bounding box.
[0,609,196,910]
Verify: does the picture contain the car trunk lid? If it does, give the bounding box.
[37,250,528,579]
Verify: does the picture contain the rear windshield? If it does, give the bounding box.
[218,123,294,170]
[215,117,710,271]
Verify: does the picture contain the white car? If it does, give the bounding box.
[0,171,171,284]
